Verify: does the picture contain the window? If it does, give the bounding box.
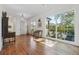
[46,10,74,41]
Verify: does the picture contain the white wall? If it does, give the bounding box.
[15,16,27,36]
[8,16,15,32]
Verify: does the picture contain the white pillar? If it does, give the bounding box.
[0,6,3,51]
[74,7,79,46]
[41,17,47,37]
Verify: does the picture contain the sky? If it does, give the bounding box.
[49,16,61,24]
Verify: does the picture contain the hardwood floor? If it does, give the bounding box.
[0,35,79,55]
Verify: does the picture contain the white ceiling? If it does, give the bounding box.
[0,4,78,19]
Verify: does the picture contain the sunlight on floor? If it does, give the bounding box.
[34,37,57,47]
[40,39,57,47]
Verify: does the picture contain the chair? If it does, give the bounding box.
[3,32,16,46]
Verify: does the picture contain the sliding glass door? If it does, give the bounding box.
[46,10,74,42]
[46,16,56,38]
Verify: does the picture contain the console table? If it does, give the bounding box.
[33,30,42,38]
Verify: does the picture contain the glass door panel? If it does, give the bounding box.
[57,10,74,41]
[46,16,56,38]
[46,10,74,42]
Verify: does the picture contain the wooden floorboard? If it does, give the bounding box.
[0,35,79,55]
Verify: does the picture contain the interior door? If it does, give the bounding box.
[20,20,27,35]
